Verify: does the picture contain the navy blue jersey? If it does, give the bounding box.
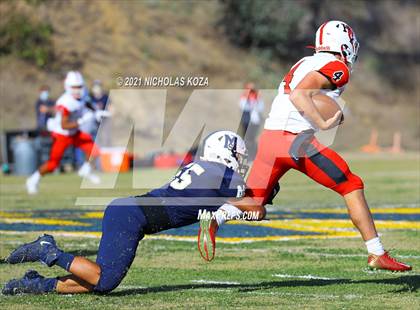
[147,160,246,228]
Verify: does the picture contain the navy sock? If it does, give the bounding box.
[42,277,58,293]
[55,252,75,271]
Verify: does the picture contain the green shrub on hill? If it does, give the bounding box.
[219,0,307,60]
[0,14,53,67]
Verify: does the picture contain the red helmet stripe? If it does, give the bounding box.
[318,22,327,45]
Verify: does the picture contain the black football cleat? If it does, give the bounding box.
[6,234,62,267]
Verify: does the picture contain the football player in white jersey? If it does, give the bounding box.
[26,71,108,194]
[200,21,411,271]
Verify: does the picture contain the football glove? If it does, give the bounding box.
[77,111,94,126]
[94,110,111,122]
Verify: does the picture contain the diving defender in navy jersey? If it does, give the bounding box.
[3,130,261,295]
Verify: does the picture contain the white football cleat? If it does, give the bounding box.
[86,173,101,185]
[78,162,101,184]
[78,162,92,177]
[25,178,38,195]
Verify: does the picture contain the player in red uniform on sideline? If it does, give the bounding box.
[199,20,412,272]
[26,71,109,194]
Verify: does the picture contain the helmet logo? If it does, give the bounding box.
[224,134,237,151]
[339,23,357,51]
[337,23,354,40]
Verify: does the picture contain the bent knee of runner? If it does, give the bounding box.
[333,172,364,196]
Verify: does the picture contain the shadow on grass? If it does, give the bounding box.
[108,275,420,296]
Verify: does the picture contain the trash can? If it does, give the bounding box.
[12,136,38,175]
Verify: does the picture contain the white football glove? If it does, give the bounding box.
[94,110,111,122]
[213,203,243,226]
[46,117,59,132]
[77,111,94,126]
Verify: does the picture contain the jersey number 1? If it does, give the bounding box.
[170,163,205,190]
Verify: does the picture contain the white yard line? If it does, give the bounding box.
[117,285,148,290]
[190,279,240,285]
[396,255,420,259]
[305,252,366,257]
[247,291,361,299]
[273,274,342,281]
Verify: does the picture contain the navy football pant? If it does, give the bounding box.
[94,198,147,293]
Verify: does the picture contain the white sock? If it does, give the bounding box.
[365,237,385,255]
[29,171,41,183]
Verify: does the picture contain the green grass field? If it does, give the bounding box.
[0,153,419,309]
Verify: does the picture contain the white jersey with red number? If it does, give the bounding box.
[48,93,85,136]
[264,52,350,133]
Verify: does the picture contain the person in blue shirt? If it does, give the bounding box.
[35,85,55,132]
[90,80,109,111]
[90,80,112,147]
[3,131,253,295]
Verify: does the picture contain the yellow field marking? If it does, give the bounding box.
[81,212,104,219]
[0,230,102,238]
[0,211,105,220]
[79,213,420,233]
[76,208,420,220]
[375,220,420,229]
[0,230,359,243]
[1,211,418,233]
[0,211,33,218]
[304,208,420,214]
[0,218,90,227]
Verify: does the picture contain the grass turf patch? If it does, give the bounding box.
[0,154,419,308]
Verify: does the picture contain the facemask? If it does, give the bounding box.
[92,85,102,97]
[70,87,83,99]
[39,91,49,101]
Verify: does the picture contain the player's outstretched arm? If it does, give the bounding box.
[227,197,266,221]
[197,199,266,261]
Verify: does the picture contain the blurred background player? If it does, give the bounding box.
[90,79,112,148]
[77,80,110,142]
[4,131,248,295]
[239,82,264,160]
[34,85,56,166]
[203,21,411,272]
[90,80,109,111]
[25,71,107,194]
[35,85,55,133]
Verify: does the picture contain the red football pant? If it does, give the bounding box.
[43,131,100,172]
[246,129,364,206]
